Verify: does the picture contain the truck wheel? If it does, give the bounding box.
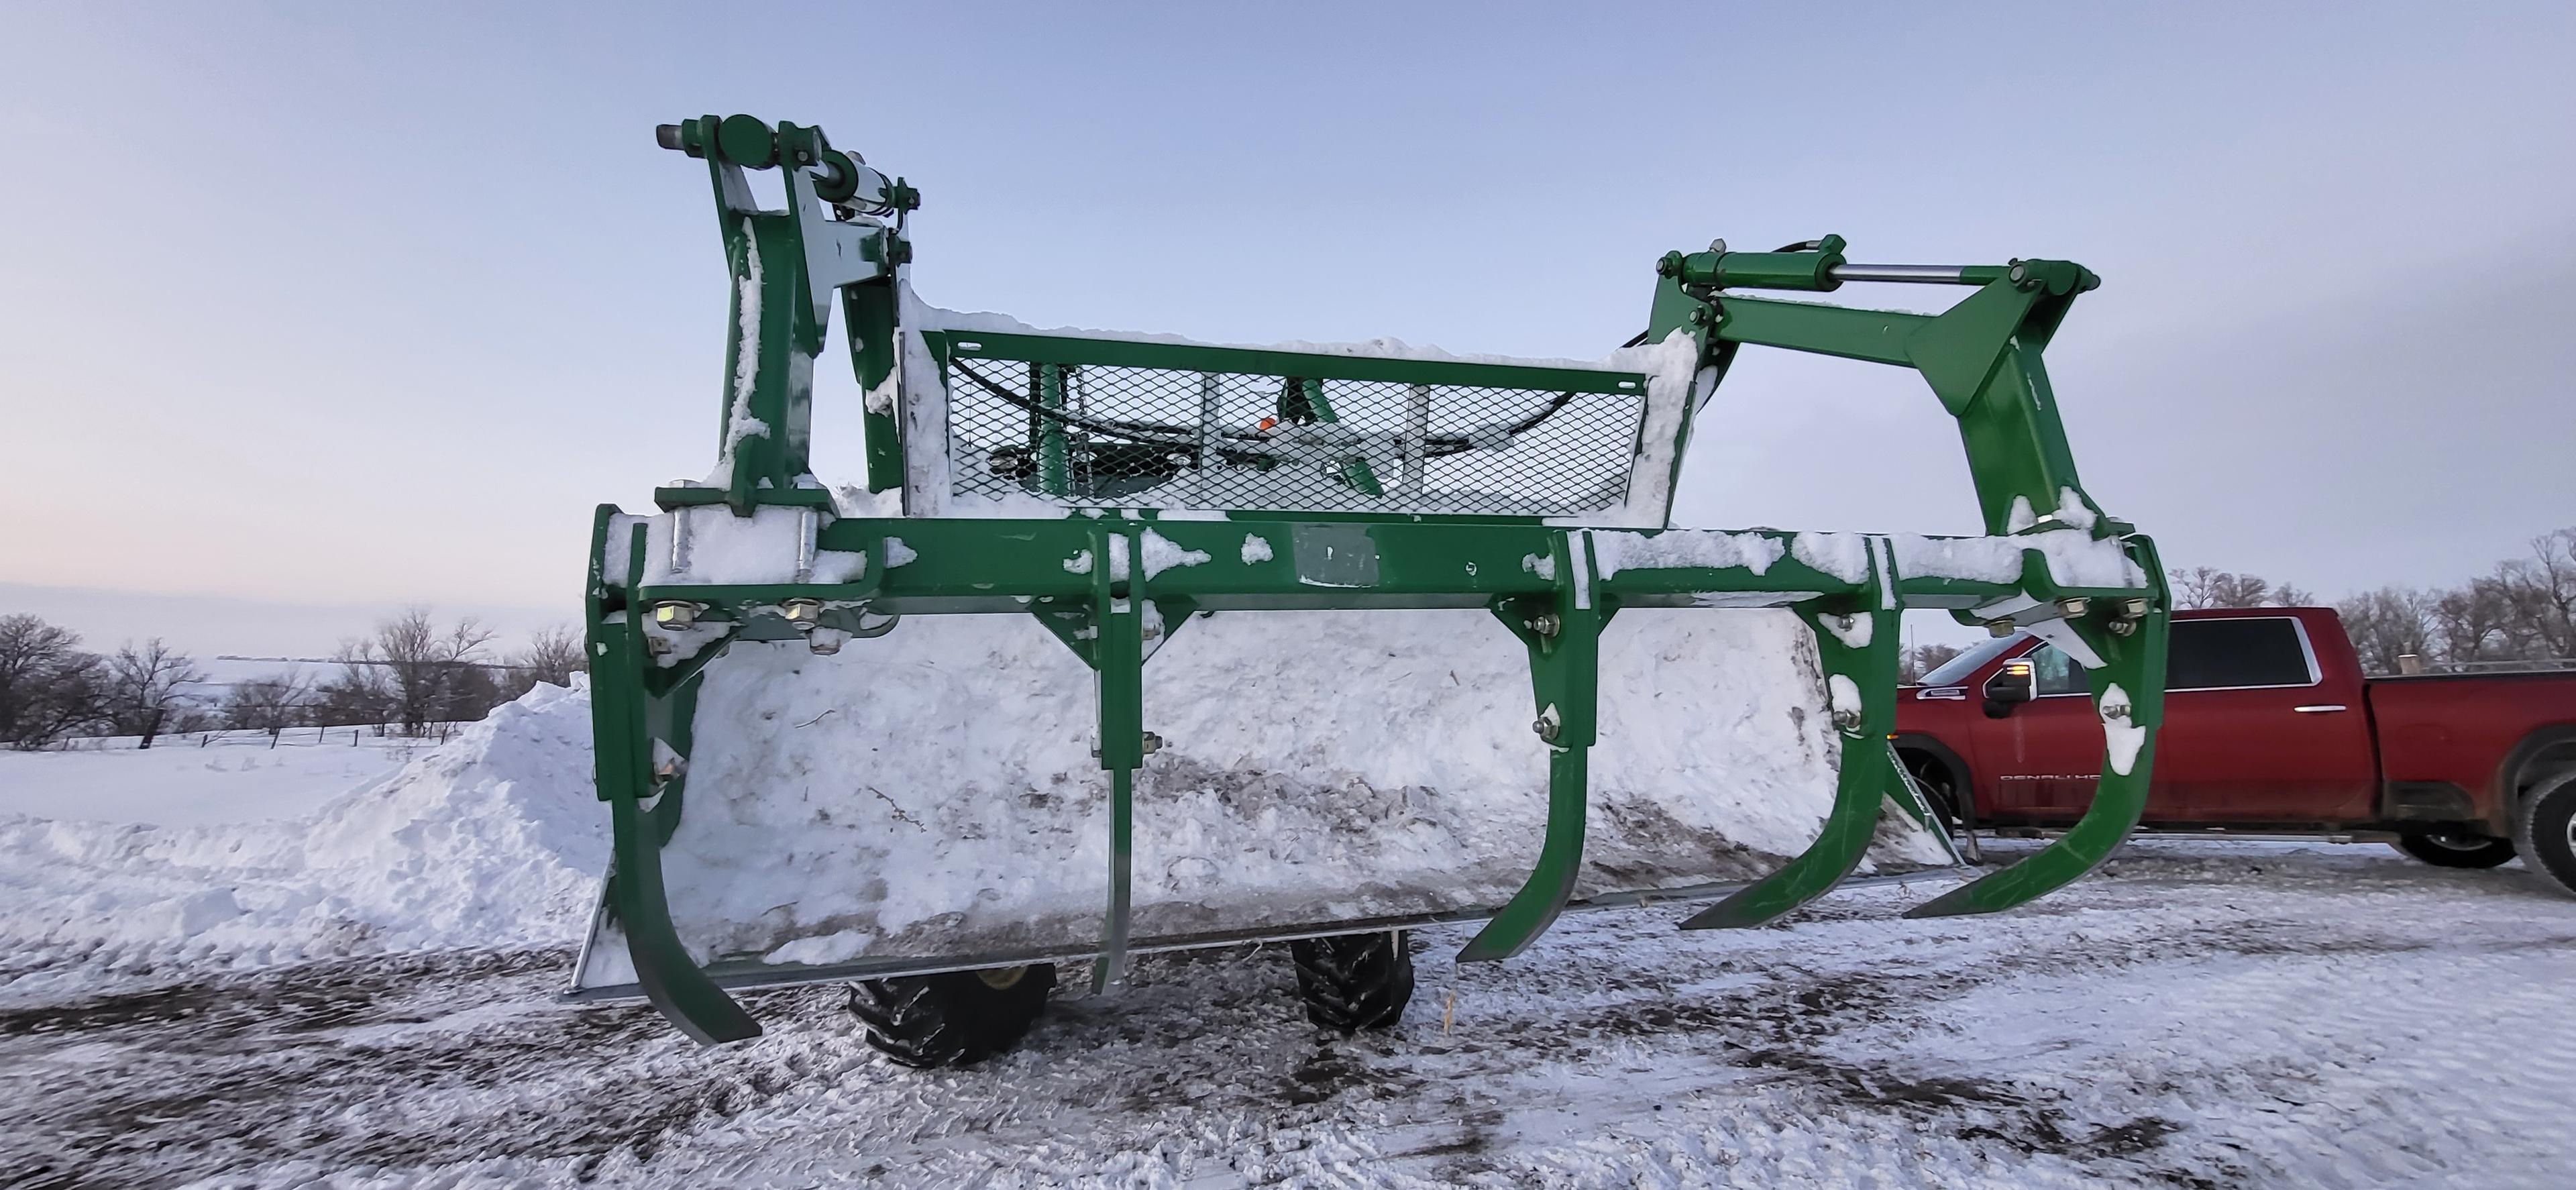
[847,964,1057,1068]
[2392,831,2516,869]
[2514,771,2576,898]
[1899,751,1964,829]
[1289,930,1415,1033]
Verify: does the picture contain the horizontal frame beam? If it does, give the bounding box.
[926,330,1651,395]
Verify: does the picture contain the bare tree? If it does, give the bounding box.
[337,608,499,735]
[316,639,396,728]
[1899,642,1964,684]
[2171,567,2271,609]
[0,614,109,749]
[501,625,587,698]
[102,639,205,749]
[224,673,315,747]
[2495,529,2576,659]
[2432,576,2518,663]
[2339,587,2438,675]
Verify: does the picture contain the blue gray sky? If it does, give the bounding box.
[5,2,2572,655]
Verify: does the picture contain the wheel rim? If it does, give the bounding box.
[975,966,1028,990]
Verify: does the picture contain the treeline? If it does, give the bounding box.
[1896,527,2575,681]
[0,609,585,750]
[2335,529,2576,675]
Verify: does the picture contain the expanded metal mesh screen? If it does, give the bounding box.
[943,355,1650,517]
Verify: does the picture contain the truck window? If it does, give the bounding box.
[1917,634,2020,686]
[2021,643,2090,696]
[2167,617,2315,690]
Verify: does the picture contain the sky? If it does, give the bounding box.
[3,1,2571,656]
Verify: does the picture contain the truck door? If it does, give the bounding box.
[1966,643,2114,823]
[2155,615,2377,823]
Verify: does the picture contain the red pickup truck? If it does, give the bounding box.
[1892,606,2576,895]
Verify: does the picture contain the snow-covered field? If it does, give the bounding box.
[0,729,418,828]
[4,684,2574,1187]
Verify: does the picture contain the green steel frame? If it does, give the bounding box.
[584,115,2169,1044]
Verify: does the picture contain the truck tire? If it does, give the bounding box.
[2514,771,2576,898]
[1289,930,1415,1033]
[1898,750,1964,829]
[847,964,1057,1068]
[2392,831,2516,869]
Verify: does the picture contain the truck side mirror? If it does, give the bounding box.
[1984,660,2034,718]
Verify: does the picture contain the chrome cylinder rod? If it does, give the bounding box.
[1827,263,1971,284]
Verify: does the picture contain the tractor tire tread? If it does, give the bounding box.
[1289,931,1415,1034]
[847,965,1057,1069]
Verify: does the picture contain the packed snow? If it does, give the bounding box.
[619,608,1945,985]
[0,684,605,991]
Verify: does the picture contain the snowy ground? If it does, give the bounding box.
[0,731,417,828]
[5,683,2574,1187]
[5,837,2573,1189]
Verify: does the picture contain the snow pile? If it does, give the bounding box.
[623,607,1950,979]
[0,682,604,988]
[0,613,1949,994]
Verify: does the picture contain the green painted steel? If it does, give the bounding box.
[1457,537,1609,962]
[929,330,1647,395]
[1907,536,2171,918]
[584,113,2173,1044]
[1682,597,1902,930]
[585,513,760,1043]
[1037,364,1071,497]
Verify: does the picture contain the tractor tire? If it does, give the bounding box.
[2392,830,2517,869]
[2513,771,2576,898]
[1289,930,1415,1033]
[847,964,1057,1069]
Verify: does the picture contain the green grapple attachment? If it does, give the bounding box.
[575,115,2167,1044]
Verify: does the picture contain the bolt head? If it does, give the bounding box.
[1984,619,2016,638]
[2056,597,2090,617]
[1529,612,1562,637]
[650,600,698,629]
[782,598,824,629]
[1533,717,1560,742]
